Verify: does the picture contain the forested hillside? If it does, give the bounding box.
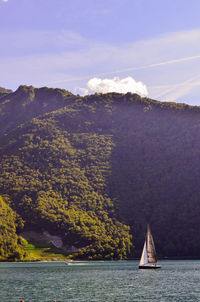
[1,85,200,260]
[0,195,25,260]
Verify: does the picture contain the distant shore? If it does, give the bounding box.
[1,257,200,263]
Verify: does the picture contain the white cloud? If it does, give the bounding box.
[1,28,200,103]
[77,87,89,96]
[42,29,200,103]
[1,0,8,2]
[85,76,148,97]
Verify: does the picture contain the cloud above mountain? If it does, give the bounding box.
[1,28,200,104]
[81,76,148,97]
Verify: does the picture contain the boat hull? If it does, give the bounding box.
[139,265,161,269]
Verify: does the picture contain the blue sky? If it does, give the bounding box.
[1,0,200,104]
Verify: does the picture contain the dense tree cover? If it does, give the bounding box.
[0,99,132,259]
[0,195,25,260]
[0,85,75,137]
[1,85,200,259]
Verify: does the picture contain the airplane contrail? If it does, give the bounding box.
[150,73,200,101]
[114,54,200,73]
[46,54,200,85]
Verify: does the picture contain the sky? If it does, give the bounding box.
[1,0,200,105]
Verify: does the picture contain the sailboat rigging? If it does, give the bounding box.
[139,225,161,269]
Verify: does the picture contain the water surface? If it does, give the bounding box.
[0,260,200,301]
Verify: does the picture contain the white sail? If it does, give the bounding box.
[139,224,161,268]
[139,241,148,266]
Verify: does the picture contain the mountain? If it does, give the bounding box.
[1,85,200,260]
[0,85,75,137]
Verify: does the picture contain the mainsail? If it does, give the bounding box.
[139,225,157,266]
[146,225,157,263]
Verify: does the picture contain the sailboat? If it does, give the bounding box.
[139,225,161,269]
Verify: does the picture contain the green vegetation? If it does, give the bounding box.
[20,237,72,261]
[0,195,25,260]
[1,85,200,260]
[0,85,75,137]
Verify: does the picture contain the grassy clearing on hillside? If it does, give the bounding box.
[21,237,72,261]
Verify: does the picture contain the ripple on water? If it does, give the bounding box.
[0,260,200,302]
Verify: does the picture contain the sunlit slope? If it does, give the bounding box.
[1,87,200,259]
[0,195,25,260]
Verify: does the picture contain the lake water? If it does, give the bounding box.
[1,260,200,302]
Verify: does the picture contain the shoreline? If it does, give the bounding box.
[1,257,200,263]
